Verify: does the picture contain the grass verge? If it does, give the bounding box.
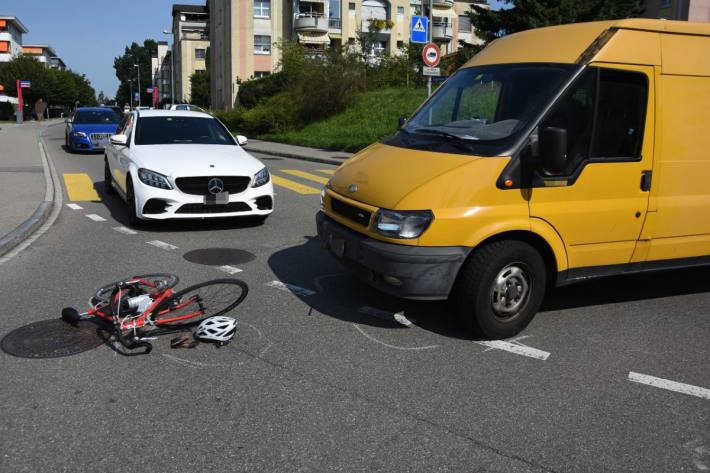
[261,87,427,152]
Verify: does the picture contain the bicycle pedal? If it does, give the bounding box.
[61,307,81,327]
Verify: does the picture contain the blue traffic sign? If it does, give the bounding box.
[19,80,31,88]
[411,16,428,44]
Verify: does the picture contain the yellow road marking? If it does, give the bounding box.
[271,175,321,195]
[316,169,336,175]
[282,169,330,185]
[63,173,101,201]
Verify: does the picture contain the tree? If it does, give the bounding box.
[113,39,157,107]
[471,0,645,44]
[189,47,210,107]
[97,91,106,104]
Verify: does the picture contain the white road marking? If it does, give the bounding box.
[66,203,83,210]
[85,214,106,222]
[113,226,137,235]
[352,324,438,351]
[265,280,316,297]
[217,265,243,275]
[628,372,710,400]
[147,240,178,251]
[477,339,550,361]
[357,306,414,327]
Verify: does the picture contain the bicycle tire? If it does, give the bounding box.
[91,273,179,308]
[151,279,248,327]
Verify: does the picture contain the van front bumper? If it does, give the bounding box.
[316,212,470,300]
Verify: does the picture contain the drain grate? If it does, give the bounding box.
[183,248,256,266]
[1,319,105,359]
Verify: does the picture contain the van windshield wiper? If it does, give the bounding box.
[412,127,479,142]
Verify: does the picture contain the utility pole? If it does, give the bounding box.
[129,79,133,109]
[163,29,175,106]
[135,64,141,107]
[427,0,432,97]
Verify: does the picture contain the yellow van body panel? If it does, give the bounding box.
[590,29,661,66]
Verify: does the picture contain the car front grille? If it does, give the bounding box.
[330,197,371,226]
[175,176,251,196]
[175,202,252,214]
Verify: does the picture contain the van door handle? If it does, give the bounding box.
[640,171,652,192]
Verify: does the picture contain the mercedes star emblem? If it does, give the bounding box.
[347,184,358,193]
[207,177,225,195]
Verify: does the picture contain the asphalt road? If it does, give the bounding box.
[0,123,708,473]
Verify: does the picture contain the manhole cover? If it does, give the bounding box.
[183,248,256,266]
[1,319,105,359]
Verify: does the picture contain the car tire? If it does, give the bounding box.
[126,178,143,228]
[104,159,116,196]
[456,240,546,339]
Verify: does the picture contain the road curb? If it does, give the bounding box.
[0,123,60,259]
[243,146,347,166]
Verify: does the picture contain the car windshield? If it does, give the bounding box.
[134,116,235,145]
[393,63,575,156]
[73,110,121,124]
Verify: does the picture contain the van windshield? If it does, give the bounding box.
[392,63,575,156]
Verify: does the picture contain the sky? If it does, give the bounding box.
[2,0,507,99]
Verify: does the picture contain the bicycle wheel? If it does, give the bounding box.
[91,273,179,308]
[151,279,248,327]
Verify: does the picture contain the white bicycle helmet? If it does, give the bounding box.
[194,316,237,345]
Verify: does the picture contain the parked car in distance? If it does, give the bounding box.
[101,104,124,117]
[170,104,206,112]
[104,110,273,227]
[317,18,710,340]
[65,107,122,152]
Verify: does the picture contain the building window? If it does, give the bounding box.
[458,14,471,32]
[349,2,356,11]
[254,71,271,78]
[254,35,271,54]
[397,6,404,15]
[254,0,270,18]
[195,48,206,59]
[660,0,672,7]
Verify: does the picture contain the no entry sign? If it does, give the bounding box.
[422,43,441,68]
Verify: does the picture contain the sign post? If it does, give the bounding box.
[16,80,30,124]
[422,43,441,93]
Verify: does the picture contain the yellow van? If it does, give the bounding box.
[317,19,710,339]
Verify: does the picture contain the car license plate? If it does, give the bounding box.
[204,191,229,205]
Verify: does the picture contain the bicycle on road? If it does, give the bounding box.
[62,274,248,354]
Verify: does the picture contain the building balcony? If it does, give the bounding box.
[295,14,329,33]
[432,23,453,41]
[432,0,455,7]
[328,18,342,31]
[361,19,392,34]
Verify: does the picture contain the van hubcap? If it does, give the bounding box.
[490,264,530,318]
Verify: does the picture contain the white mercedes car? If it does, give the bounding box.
[104,109,273,226]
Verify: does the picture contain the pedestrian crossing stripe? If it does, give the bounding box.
[281,169,330,185]
[270,175,321,195]
[63,173,101,201]
[413,18,426,32]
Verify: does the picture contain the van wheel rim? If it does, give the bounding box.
[490,264,530,318]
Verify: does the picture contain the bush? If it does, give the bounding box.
[237,72,290,109]
[0,102,14,121]
[212,108,244,132]
[241,92,301,135]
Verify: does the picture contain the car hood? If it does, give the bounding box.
[72,123,120,134]
[329,143,487,209]
[130,144,264,178]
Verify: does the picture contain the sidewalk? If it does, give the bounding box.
[0,120,57,257]
[244,139,354,165]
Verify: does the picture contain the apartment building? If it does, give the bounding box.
[644,0,710,21]
[210,0,487,109]
[22,44,66,70]
[152,41,172,104]
[0,16,28,62]
[172,4,210,103]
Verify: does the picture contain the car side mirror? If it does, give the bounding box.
[110,134,128,146]
[236,135,248,146]
[65,118,72,124]
[398,116,407,129]
[540,127,567,175]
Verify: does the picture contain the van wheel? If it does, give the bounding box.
[457,240,546,339]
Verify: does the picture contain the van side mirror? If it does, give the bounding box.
[398,116,407,129]
[540,127,567,175]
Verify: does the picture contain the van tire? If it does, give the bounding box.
[457,240,546,339]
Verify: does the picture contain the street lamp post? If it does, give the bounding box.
[163,29,175,106]
[135,64,141,107]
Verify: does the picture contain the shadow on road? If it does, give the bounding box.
[269,236,710,339]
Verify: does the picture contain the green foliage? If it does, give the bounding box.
[242,92,302,135]
[213,107,244,131]
[0,102,14,120]
[263,87,427,152]
[0,55,96,111]
[190,70,210,107]
[237,72,290,109]
[471,0,645,43]
[113,39,158,107]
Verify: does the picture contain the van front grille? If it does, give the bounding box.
[331,197,371,226]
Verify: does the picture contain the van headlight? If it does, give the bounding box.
[252,167,270,187]
[138,168,172,190]
[373,209,434,239]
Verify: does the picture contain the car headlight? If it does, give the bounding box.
[251,167,270,187]
[138,168,172,190]
[70,131,87,138]
[373,209,434,239]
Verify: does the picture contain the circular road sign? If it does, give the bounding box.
[422,43,441,67]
